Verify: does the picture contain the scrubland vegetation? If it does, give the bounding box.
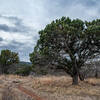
[0,75,100,100]
[0,17,100,100]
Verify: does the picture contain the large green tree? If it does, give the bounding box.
[0,49,19,74]
[30,17,100,85]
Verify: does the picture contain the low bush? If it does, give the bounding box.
[15,66,32,76]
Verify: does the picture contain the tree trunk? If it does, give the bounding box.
[72,74,78,85]
[1,67,4,74]
[79,72,84,81]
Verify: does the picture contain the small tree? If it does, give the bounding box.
[0,49,19,74]
[30,17,100,85]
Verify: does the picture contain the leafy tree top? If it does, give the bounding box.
[0,49,19,66]
[30,17,100,84]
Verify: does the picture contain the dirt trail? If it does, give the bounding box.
[0,76,46,100]
[17,85,45,100]
[1,75,100,100]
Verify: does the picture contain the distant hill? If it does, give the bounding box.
[19,61,32,66]
[7,61,32,74]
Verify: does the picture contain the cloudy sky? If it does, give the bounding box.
[0,0,99,62]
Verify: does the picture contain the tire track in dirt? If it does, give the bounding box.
[0,77,46,100]
[17,84,46,100]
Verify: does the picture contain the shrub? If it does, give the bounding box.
[15,66,32,76]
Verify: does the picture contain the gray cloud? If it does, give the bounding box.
[0,24,21,32]
[0,15,38,61]
[0,23,29,33]
[78,0,99,7]
[0,15,32,33]
[0,37,3,41]
[0,0,100,61]
[0,40,33,61]
[0,40,24,50]
[40,0,100,22]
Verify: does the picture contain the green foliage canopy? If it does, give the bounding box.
[30,17,100,84]
[0,49,19,74]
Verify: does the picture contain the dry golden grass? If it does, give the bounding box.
[0,75,100,100]
[28,76,100,96]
